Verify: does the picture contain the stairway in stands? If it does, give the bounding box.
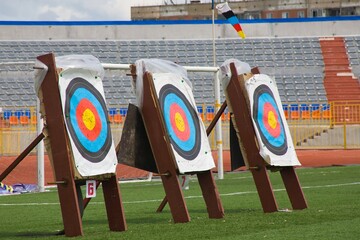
[319,37,360,102]
[319,37,360,123]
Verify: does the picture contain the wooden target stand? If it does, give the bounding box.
[156,102,227,212]
[36,53,126,237]
[223,63,307,212]
[134,67,224,223]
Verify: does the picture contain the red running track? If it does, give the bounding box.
[0,150,359,185]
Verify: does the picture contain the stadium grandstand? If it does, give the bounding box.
[0,15,360,185]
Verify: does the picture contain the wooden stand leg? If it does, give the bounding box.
[280,167,308,210]
[102,175,127,231]
[197,171,224,218]
[161,175,190,223]
[250,166,278,213]
[156,196,168,213]
[55,183,83,236]
[76,183,84,217]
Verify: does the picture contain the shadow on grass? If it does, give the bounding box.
[3,230,65,238]
[83,216,168,226]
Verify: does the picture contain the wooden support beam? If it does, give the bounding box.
[227,63,278,213]
[37,53,83,236]
[280,167,308,210]
[0,133,44,182]
[142,72,190,223]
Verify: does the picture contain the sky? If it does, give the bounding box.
[0,0,213,21]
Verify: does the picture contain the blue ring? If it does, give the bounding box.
[159,84,201,161]
[257,93,286,147]
[163,93,196,152]
[69,88,108,153]
[253,84,288,155]
[65,77,112,163]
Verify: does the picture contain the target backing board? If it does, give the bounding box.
[59,69,117,177]
[152,73,215,174]
[246,74,300,166]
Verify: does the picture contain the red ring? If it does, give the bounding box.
[169,103,190,141]
[262,102,281,138]
[76,99,102,141]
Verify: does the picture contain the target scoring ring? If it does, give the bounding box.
[76,98,102,141]
[263,102,281,138]
[253,84,287,155]
[65,77,112,163]
[170,103,190,141]
[159,84,201,161]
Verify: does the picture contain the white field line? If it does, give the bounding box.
[0,182,359,207]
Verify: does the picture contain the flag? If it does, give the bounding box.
[216,2,246,39]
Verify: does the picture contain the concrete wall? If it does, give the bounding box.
[0,18,359,41]
[131,0,360,20]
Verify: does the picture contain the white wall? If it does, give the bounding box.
[0,19,359,40]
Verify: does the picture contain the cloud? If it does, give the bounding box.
[0,0,131,21]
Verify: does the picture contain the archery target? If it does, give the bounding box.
[246,74,300,166]
[59,69,117,177]
[253,85,287,155]
[159,84,201,160]
[152,73,215,173]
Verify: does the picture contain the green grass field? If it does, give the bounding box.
[0,165,359,239]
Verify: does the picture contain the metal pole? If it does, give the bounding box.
[212,7,217,68]
[37,98,45,192]
[214,70,224,179]
[212,1,224,179]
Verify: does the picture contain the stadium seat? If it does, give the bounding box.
[113,113,122,124]
[221,107,230,121]
[0,37,328,108]
[3,110,12,120]
[9,115,19,125]
[197,105,204,121]
[311,104,321,119]
[322,104,331,119]
[108,108,117,123]
[120,108,128,118]
[300,104,310,119]
[290,104,300,120]
[282,104,289,119]
[206,106,215,121]
[14,110,23,119]
[20,115,29,124]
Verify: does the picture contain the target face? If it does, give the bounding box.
[159,84,201,160]
[55,58,117,179]
[253,84,287,155]
[151,72,215,173]
[64,77,112,163]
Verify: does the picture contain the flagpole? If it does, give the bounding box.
[211,0,216,67]
[212,0,224,180]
